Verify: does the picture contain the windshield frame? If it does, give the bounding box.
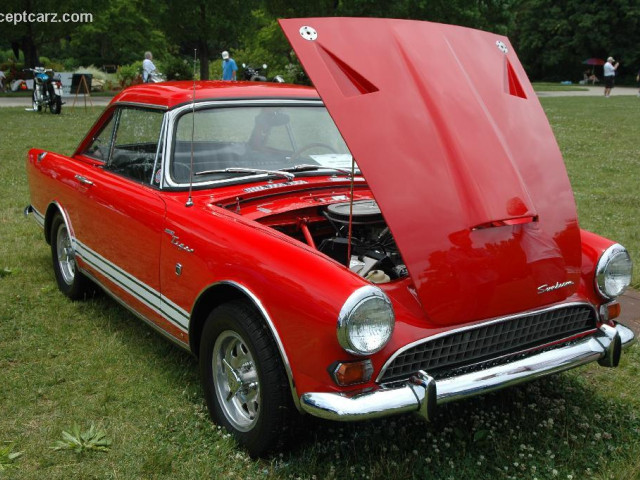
[163,98,352,190]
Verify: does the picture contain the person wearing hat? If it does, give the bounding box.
[603,56,619,97]
[221,51,237,81]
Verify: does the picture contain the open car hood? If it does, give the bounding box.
[280,18,582,325]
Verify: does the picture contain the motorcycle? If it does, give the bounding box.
[25,67,63,114]
[241,63,285,83]
[147,71,166,83]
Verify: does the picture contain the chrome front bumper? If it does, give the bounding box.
[300,323,636,422]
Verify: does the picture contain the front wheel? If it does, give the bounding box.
[199,301,295,456]
[32,90,42,112]
[50,95,62,114]
[50,214,91,299]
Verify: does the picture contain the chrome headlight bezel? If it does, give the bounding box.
[595,244,633,300]
[337,285,395,356]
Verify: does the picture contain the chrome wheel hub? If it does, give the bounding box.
[213,330,260,431]
[56,223,75,285]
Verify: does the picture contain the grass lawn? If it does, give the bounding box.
[1,99,639,479]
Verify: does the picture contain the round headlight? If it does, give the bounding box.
[595,244,633,299]
[337,286,395,356]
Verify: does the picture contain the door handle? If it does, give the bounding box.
[75,174,94,186]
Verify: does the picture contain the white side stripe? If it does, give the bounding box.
[75,240,189,331]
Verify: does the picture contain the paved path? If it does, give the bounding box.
[0,94,112,108]
[619,289,640,337]
[537,86,639,97]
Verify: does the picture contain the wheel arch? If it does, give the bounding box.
[44,201,73,245]
[189,280,301,411]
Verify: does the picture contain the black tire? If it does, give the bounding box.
[50,95,62,114]
[199,301,295,457]
[50,214,91,300]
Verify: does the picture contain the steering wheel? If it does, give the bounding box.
[291,142,337,161]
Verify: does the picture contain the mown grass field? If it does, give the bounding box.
[0,98,639,480]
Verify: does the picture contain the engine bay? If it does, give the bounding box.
[257,198,407,283]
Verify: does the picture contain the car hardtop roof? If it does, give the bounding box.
[110,80,320,109]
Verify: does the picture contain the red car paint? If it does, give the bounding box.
[25,18,632,454]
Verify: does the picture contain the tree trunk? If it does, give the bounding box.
[199,40,209,80]
[22,22,39,68]
[198,2,209,80]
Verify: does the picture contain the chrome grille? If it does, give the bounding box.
[378,304,597,384]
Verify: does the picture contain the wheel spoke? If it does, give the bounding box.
[213,330,261,432]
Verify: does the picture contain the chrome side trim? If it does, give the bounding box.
[300,323,634,422]
[74,240,189,332]
[376,302,597,383]
[27,205,45,228]
[81,269,191,352]
[204,280,300,411]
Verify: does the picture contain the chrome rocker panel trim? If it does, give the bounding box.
[300,323,635,421]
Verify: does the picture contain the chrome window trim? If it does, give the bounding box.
[161,99,325,190]
[375,301,598,383]
[113,101,169,110]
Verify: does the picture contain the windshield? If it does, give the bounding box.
[170,105,353,184]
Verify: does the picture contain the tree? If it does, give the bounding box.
[510,0,640,80]
[161,0,258,80]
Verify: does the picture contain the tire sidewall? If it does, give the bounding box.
[199,301,290,455]
[50,214,87,299]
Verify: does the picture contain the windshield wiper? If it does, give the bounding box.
[280,164,356,176]
[194,167,295,181]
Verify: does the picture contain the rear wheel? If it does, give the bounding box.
[50,213,91,299]
[50,95,62,114]
[199,301,295,456]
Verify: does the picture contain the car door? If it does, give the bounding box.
[71,106,178,336]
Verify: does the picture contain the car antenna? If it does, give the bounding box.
[346,156,356,262]
[185,48,197,208]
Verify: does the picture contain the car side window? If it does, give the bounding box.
[106,107,164,184]
[82,115,115,162]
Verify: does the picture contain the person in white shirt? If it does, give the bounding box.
[142,51,157,83]
[603,56,619,97]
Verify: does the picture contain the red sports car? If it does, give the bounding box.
[26,18,634,456]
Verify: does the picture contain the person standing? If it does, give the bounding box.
[142,51,157,83]
[221,51,237,81]
[603,56,619,97]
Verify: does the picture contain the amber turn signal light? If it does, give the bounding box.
[600,302,621,323]
[330,360,374,386]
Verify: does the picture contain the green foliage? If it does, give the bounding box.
[116,61,143,87]
[51,424,112,454]
[160,56,193,81]
[0,443,23,471]
[511,0,640,81]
